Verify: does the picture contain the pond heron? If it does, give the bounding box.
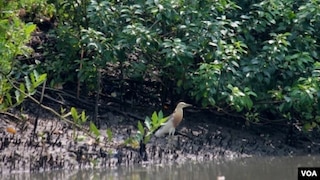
[154,102,192,137]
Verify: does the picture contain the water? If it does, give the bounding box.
[2,156,320,180]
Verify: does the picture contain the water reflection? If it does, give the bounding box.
[2,156,320,180]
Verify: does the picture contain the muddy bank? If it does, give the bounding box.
[0,102,318,174]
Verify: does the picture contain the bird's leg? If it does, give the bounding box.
[168,129,175,148]
[165,135,171,149]
[171,129,175,138]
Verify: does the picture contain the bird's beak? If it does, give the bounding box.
[184,103,192,108]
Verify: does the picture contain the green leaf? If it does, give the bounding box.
[144,117,151,130]
[19,83,26,94]
[81,111,87,123]
[151,114,157,126]
[6,93,12,106]
[25,23,36,35]
[137,121,145,136]
[124,137,133,145]
[208,97,215,105]
[177,79,183,87]
[90,122,100,137]
[24,75,32,94]
[15,90,21,104]
[32,71,47,87]
[33,70,40,82]
[151,111,158,122]
[302,122,313,132]
[144,134,151,144]
[106,128,112,142]
[145,116,153,128]
[60,107,66,114]
[245,97,253,110]
[159,117,169,125]
[135,133,143,142]
[30,72,36,87]
[71,107,78,122]
[158,110,163,120]
[15,83,26,103]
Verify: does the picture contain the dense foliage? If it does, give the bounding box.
[0,0,48,110]
[2,0,320,131]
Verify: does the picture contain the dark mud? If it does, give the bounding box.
[0,102,319,174]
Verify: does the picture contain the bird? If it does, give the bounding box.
[154,102,192,137]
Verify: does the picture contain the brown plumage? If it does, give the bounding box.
[154,102,192,137]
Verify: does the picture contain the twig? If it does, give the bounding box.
[33,80,46,135]
[94,69,101,127]
[77,48,84,99]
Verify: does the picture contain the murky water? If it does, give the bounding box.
[2,156,320,180]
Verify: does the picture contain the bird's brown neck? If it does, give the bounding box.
[172,108,183,128]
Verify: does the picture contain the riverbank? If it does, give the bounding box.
[0,101,318,174]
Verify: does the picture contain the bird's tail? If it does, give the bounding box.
[154,126,165,137]
[154,126,168,137]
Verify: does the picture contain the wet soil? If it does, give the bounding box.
[1,99,319,174]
